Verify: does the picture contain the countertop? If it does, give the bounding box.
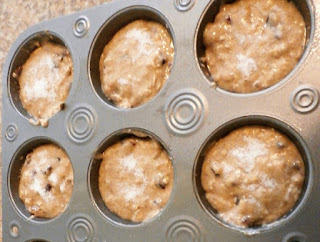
[0,0,111,240]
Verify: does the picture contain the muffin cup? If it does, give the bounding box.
[2,0,319,241]
[195,0,313,95]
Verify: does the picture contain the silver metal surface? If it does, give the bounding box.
[2,0,320,241]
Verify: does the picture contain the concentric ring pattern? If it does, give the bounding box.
[5,123,18,142]
[66,106,96,143]
[165,216,203,242]
[165,89,206,135]
[290,85,319,113]
[73,16,90,37]
[67,216,94,242]
[174,0,195,11]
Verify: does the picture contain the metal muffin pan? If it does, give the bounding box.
[2,0,320,241]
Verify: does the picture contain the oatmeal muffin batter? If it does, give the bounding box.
[99,20,174,108]
[203,0,306,93]
[201,126,305,227]
[17,42,73,126]
[98,137,173,222]
[19,144,74,218]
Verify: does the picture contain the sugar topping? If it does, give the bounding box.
[28,149,57,201]
[117,78,129,85]
[235,33,247,45]
[125,28,157,62]
[48,173,58,185]
[60,180,66,192]
[121,154,137,171]
[222,163,234,175]
[230,136,267,172]
[246,196,261,207]
[120,184,146,202]
[29,172,53,202]
[31,205,39,212]
[236,54,257,78]
[269,25,283,39]
[261,174,276,189]
[36,150,49,165]
[265,6,284,39]
[119,154,147,202]
[247,184,259,191]
[125,28,151,51]
[23,54,60,101]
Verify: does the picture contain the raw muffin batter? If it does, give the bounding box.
[19,144,73,218]
[98,137,173,222]
[17,42,73,126]
[99,20,174,108]
[203,0,306,93]
[201,126,305,227]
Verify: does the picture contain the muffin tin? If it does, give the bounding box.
[2,0,320,241]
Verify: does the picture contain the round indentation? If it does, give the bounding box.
[73,16,90,37]
[88,128,174,226]
[174,0,195,11]
[9,222,19,238]
[165,90,206,134]
[8,137,73,222]
[283,232,307,242]
[5,123,18,142]
[195,0,313,94]
[66,106,96,143]
[25,239,49,242]
[166,217,202,242]
[89,6,175,109]
[67,216,94,242]
[193,116,312,232]
[290,86,319,113]
[8,31,73,122]
[173,101,196,125]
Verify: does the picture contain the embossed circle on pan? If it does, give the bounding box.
[165,216,203,242]
[66,105,96,143]
[8,137,73,223]
[88,6,175,109]
[73,16,90,37]
[282,232,307,242]
[194,0,313,95]
[67,216,94,242]
[5,123,18,142]
[165,89,206,135]
[9,222,19,238]
[174,0,195,11]
[8,31,73,122]
[193,116,313,233]
[290,85,319,113]
[25,239,49,242]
